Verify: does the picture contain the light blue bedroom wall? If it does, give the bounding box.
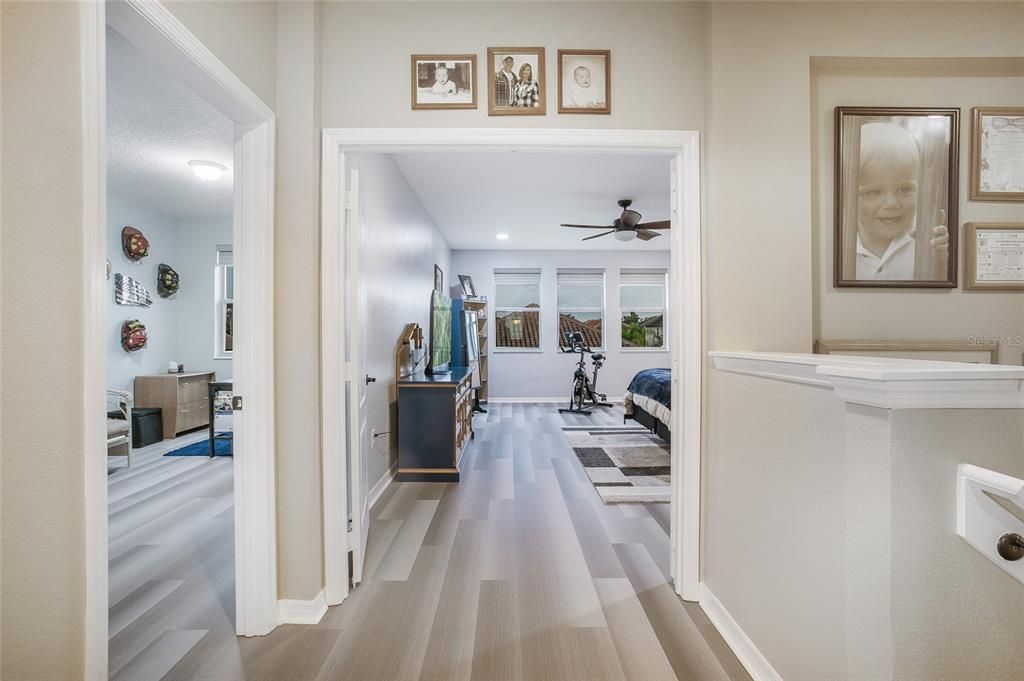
[106,195,232,396]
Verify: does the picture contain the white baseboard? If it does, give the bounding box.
[368,463,396,512]
[699,584,782,681]
[278,590,328,625]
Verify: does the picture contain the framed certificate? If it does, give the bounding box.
[970,107,1024,202]
[964,222,1024,290]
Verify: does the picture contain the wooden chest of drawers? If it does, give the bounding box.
[134,371,215,439]
[396,367,474,482]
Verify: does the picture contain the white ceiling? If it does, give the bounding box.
[390,151,672,251]
[106,26,234,219]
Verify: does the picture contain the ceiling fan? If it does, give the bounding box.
[561,199,671,242]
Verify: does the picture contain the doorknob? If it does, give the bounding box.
[365,375,377,385]
[997,533,1024,561]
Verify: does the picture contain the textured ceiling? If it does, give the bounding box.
[391,151,672,251]
[106,26,233,219]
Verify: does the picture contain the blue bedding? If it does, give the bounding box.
[627,368,671,408]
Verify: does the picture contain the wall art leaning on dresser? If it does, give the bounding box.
[114,272,153,307]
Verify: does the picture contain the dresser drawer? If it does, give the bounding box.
[178,376,210,403]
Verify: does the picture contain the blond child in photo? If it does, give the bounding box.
[430,66,458,97]
[855,122,948,280]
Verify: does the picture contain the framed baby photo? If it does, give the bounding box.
[834,106,960,289]
[411,54,476,110]
[964,222,1024,291]
[558,49,610,114]
[487,47,545,116]
[970,107,1024,201]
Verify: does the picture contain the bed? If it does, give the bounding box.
[624,368,671,443]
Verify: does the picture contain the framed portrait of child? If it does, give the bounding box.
[487,47,545,116]
[411,55,476,110]
[834,107,960,288]
[557,49,610,115]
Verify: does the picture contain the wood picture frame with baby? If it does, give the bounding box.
[411,54,477,110]
[834,106,960,289]
[557,49,611,115]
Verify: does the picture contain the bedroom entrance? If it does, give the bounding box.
[82,2,277,677]
[320,129,702,617]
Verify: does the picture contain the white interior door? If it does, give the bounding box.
[345,169,370,584]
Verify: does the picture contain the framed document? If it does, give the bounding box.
[970,107,1024,202]
[964,222,1024,291]
[834,107,960,288]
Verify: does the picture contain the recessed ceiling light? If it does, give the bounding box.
[189,160,227,181]
[496,233,510,240]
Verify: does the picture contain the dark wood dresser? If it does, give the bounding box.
[397,367,474,482]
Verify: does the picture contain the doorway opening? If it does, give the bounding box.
[82,3,277,677]
[320,130,701,610]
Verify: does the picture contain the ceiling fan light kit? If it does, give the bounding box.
[560,198,671,243]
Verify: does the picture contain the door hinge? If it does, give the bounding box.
[231,395,243,411]
[344,190,354,211]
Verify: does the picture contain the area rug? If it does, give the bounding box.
[563,426,670,504]
[165,433,233,457]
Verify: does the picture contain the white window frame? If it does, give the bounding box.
[493,269,543,353]
[215,246,234,359]
[557,269,606,351]
[620,269,669,352]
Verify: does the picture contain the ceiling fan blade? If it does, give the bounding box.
[561,223,612,230]
[636,220,671,230]
[620,209,642,229]
[635,229,661,241]
[582,230,616,241]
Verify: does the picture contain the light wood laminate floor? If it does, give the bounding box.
[110,403,750,680]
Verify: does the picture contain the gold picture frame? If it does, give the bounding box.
[487,47,546,116]
[411,54,477,110]
[964,222,1024,291]
[557,49,610,115]
[969,107,1024,202]
[814,339,999,364]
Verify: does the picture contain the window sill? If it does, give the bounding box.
[621,347,669,353]
[493,347,544,354]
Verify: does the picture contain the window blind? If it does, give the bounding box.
[494,270,540,286]
[620,269,666,286]
[557,269,604,287]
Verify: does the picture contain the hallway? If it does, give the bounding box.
[157,403,749,680]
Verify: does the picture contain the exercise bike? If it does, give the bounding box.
[558,331,613,415]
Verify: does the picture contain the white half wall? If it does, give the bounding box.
[350,152,452,491]
[450,249,671,400]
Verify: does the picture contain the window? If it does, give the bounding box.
[494,270,541,350]
[557,270,605,349]
[620,269,667,349]
[215,247,234,358]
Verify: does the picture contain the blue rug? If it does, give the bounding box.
[165,433,233,457]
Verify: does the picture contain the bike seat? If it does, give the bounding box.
[591,353,605,361]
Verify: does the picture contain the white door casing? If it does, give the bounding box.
[320,128,703,606]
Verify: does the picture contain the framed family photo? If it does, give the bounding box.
[487,47,545,116]
[558,49,610,114]
[411,54,476,110]
[970,107,1024,201]
[964,222,1024,291]
[434,264,444,293]
[834,106,960,289]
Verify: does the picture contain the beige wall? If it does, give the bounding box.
[320,1,705,130]
[890,408,1024,681]
[273,0,324,601]
[813,62,1024,364]
[164,0,278,109]
[1,2,87,679]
